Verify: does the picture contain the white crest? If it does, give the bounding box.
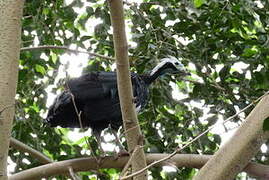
[150,56,184,76]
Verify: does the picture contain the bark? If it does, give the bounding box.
[193,95,269,180]
[108,0,147,179]
[8,154,269,180]
[0,0,24,179]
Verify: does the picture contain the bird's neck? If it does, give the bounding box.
[144,65,170,85]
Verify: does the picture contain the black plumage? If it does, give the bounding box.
[45,56,188,152]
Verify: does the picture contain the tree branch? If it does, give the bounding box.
[20,45,115,61]
[8,154,269,180]
[9,138,53,164]
[108,0,148,179]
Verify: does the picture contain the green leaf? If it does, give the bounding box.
[51,52,57,64]
[35,64,46,75]
[42,8,50,15]
[30,102,39,112]
[263,117,269,131]
[80,35,92,42]
[242,46,258,57]
[194,0,205,8]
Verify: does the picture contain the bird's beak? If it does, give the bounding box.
[170,67,190,76]
[174,69,190,76]
[181,71,191,76]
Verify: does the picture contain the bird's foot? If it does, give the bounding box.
[98,151,106,158]
[118,149,129,156]
[95,155,106,166]
[113,149,129,160]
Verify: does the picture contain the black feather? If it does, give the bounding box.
[46,72,149,133]
[45,57,188,149]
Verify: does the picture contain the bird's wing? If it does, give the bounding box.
[67,72,148,108]
[45,91,81,128]
[67,72,119,101]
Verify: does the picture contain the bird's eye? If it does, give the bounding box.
[175,62,179,65]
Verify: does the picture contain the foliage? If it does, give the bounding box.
[10,0,269,179]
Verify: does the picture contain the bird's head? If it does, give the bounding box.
[150,56,190,77]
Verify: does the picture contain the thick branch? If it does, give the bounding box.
[8,154,269,180]
[108,0,147,179]
[20,45,115,61]
[193,94,269,180]
[9,138,53,164]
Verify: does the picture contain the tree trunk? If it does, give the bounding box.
[0,0,24,179]
[108,0,148,179]
[193,95,269,180]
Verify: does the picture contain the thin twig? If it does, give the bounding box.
[69,92,83,129]
[120,91,269,180]
[68,166,81,180]
[20,45,115,61]
[120,145,143,178]
[160,29,184,48]
[183,78,226,91]
[119,121,147,139]
[66,84,99,162]
[123,1,160,5]
[22,15,32,19]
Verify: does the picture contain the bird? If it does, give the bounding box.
[45,56,189,153]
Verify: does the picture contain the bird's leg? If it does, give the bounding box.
[93,130,105,155]
[111,129,129,156]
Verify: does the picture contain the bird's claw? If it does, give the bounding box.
[113,150,129,160]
